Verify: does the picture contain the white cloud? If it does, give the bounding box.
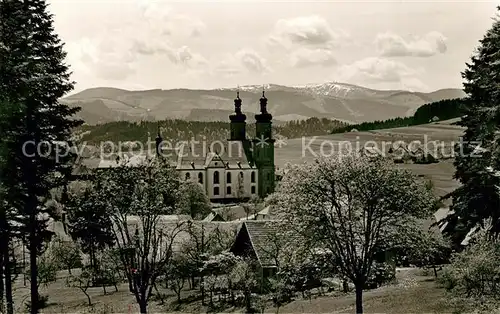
[266,15,348,68]
[336,57,417,82]
[334,57,427,90]
[130,39,207,68]
[64,3,208,82]
[66,37,136,81]
[272,15,338,47]
[214,49,271,78]
[136,1,206,39]
[375,31,447,57]
[235,49,270,73]
[289,48,337,68]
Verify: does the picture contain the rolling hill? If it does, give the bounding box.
[62,82,466,125]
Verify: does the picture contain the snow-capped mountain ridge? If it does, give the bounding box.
[63,83,465,125]
[217,81,406,99]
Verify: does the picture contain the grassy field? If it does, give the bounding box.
[280,269,457,314]
[275,119,463,199]
[10,267,479,313]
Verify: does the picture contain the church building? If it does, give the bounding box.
[155,90,276,202]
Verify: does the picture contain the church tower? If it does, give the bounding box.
[253,89,275,198]
[229,90,247,141]
[155,124,163,157]
[229,89,254,166]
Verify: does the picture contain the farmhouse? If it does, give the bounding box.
[230,220,280,277]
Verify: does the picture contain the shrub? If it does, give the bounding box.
[366,262,395,289]
[439,229,500,298]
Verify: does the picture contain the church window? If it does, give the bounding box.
[185,173,190,180]
[239,171,244,180]
[213,171,220,184]
[214,187,219,195]
[251,186,256,194]
[227,172,232,183]
[251,171,256,183]
[227,186,232,195]
[198,172,203,184]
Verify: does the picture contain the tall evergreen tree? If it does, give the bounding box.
[0,0,82,312]
[0,98,20,314]
[447,7,500,243]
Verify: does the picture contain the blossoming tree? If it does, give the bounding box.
[274,156,436,314]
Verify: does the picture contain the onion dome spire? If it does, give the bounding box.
[259,85,268,114]
[155,124,163,156]
[234,85,242,114]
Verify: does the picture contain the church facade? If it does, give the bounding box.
[156,90,276,202]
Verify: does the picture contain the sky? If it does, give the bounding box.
[48,0,500,93]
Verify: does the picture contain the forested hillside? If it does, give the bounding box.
[332,98,466,133]
[77,117,347,144]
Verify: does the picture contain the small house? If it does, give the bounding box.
[203,212,225,222]
[230,220,279,278]
[358,146,383,159]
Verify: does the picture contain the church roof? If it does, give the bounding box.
[90,139,254,171]
[175,141,253,170]
[96,154,159,168]
[174,144,207,170]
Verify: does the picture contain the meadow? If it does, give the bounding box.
[275,118,463,199]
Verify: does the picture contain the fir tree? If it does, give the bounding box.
[447,7,500,243]
[0,0,82,312]
[0,98,20,314]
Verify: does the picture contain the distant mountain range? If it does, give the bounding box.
[61,82,466,125]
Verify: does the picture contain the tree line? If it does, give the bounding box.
[77,117,348,145]
[332,98,467,134]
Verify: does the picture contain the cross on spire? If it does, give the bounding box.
[234,85,242,114]
[259,84,268,114]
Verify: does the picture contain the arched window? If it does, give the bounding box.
[239,171,244,181]
[251,171,256,183]
[185,173,190,180]
[214,187,220,195]
[227,186,232,195]
[227,172,232,184]
[213,171,220,184]
[198,172,203,184]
